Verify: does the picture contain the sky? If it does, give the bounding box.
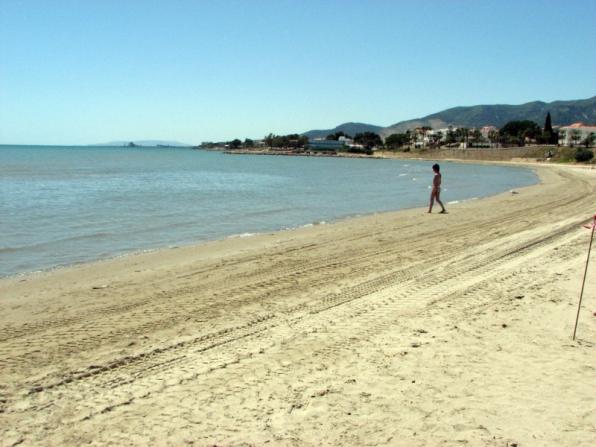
[1,0,595,145]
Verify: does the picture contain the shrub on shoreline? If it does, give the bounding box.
[575,148,594,162]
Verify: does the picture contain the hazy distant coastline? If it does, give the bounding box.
[89,140,192,148]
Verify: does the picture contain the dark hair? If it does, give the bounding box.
[432,163,440,172]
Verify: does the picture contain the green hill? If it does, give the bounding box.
[303,122,383,139]
[381,96,596,137]
[302,96,596,139]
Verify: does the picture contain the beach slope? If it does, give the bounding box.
[1,165,595,446]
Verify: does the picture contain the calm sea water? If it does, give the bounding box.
[0,145,537,277]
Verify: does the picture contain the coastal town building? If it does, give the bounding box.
[308,138,346,151]
[558,123,596,147]
[435,127,454,137]
[412,127,459,148]
[412,127,441,148]
[308,136,363,152]
[480,126,497,139]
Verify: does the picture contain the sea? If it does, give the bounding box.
[0,145,538,277]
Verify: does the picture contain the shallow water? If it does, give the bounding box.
[0,145,537,276]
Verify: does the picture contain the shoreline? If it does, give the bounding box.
[1,163,595,446]
[0,191,507,282]
[214,144,596,166]
[1,157,539,280]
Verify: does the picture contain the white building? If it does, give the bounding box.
[558,123,596,147]
[480,126,497,139]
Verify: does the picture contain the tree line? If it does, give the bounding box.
[199,112,594,162]
[384,120,549,150]
[384,113,594,150]
[199,131,381,152]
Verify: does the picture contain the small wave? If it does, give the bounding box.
[284,220,327,231]
[226,232,258,239]
[447,197,478,205]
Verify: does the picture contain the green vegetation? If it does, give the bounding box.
[385,132,410,149]
[198,141,219,149]
[581,132,595,148]
[229,139,242,149]
[353,132,382,151]
[264,133,309,149]
[542,147,578,163]
[304,122,383,140]
[570,129,582,146]
[380,96,596,136]
[575,148,594,162]
[199,134,307,150]
[325,131,351,140]
[498,120,542,146]
[200,109,593,156]
[499,120,542,146]
[543,112,557,144]
[305,97,596,139]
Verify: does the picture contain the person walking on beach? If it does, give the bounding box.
[428,163,447,214]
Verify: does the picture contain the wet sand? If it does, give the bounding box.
[1,163,595,446]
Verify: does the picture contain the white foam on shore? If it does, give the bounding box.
[299,220,327,229]
[448,196,478,205]
[226,232,258,239]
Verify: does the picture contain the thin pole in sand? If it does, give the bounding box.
[573,214,596,341]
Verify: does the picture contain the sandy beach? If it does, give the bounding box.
[1,163,595,446]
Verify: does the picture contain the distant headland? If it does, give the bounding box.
[89,140,192,148]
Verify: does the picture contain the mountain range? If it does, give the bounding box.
[302,96,596,139]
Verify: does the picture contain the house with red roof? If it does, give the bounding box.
[558,122,596,147]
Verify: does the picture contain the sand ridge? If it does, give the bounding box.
[1,164,595,446]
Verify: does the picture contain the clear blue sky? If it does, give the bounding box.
[1,0,595,145]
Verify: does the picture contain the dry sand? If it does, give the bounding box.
[1,163,595,447]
